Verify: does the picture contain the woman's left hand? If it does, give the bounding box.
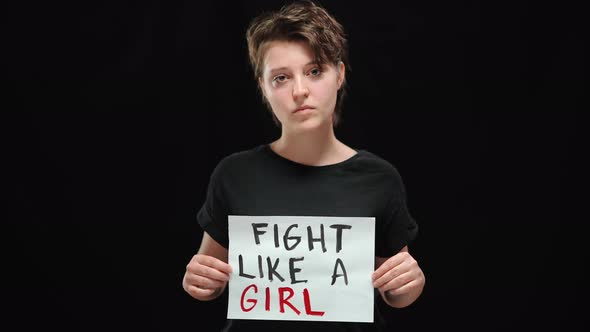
[372,248,425,307]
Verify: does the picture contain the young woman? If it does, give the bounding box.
[182,1,425,330]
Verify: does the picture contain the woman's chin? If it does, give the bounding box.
[287,117,329,133]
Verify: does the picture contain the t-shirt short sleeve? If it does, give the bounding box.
[375,169,419,257]
[196,160,230,248]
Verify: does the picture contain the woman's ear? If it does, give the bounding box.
[337,61,346,89]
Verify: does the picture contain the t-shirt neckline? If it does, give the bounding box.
[261,143,363,170]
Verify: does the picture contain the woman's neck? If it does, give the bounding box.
[271,125,356,166]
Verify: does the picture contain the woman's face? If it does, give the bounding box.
[259,40,345,134]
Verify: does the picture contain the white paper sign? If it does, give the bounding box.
[227,215,375,322]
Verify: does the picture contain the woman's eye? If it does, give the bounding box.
[273,75,287,83]
[309,68,322,76]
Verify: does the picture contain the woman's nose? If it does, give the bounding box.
[292,76,310,99]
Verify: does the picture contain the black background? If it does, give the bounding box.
[7,0,588,331]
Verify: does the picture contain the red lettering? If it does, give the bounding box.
[278,287,301,315]
[239,286,324,316]
[303,288,325,316]
[240,284,258,312]
[265,287,270,311]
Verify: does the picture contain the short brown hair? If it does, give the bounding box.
[246,0,349,127]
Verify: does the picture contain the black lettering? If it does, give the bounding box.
[266,257,285,282]
[307,224,326,252]
[330,258,348,285]
[330,224,352,253]
[273,224,280,248]
[283,224,301,250]
[252,223,268,245]
[238,254,255,279]
[257,255,264,278]
[289,257,308,284]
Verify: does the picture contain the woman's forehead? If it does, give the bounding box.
[262,40,316,71]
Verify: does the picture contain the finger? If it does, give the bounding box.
[386,279,422,297]
[372,261,409,288]
[373,252,409,280]
[186,285,216,299]
[379,270,415,293]
[189,262,231,282]
[185,273,226,290]
[196,255,233,275]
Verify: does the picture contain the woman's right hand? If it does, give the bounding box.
[183,254,232,301]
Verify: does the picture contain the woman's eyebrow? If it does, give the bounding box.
[269,61,318,74]
[269,66,289,74]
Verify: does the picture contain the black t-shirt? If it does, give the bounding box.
[197,144,418,332]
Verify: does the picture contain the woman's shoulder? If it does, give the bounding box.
[210,144,269,174]
[355,149,401,174]
[221,144,267,163]
[353,149,410,196]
